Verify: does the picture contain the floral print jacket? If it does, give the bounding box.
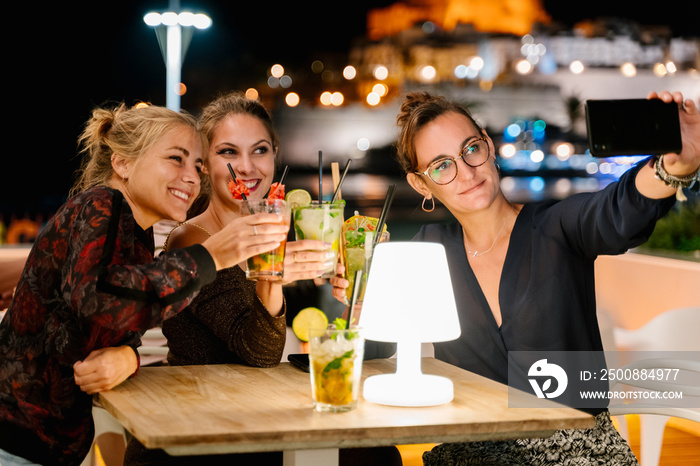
[0,187,216,465]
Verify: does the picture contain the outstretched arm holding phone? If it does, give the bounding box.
[635,91,700,199]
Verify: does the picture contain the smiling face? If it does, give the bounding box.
[408,111,500,215]
[207,113,277,204]
[116,125,203,228]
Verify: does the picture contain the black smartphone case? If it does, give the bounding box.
[288,353,310,372]
[585,99,682,157]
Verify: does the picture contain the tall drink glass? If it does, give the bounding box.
[342,228,389,306]
[309,326,364,413]
[238,199,291,281]
[292,200,345,278]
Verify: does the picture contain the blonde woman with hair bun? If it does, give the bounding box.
[0,102,289,465]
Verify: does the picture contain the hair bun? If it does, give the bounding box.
[397,92,434,126]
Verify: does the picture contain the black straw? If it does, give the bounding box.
[372,184,396,248]
[228,163,254,214]
[331,159,352,203]
[318,151,323,203]
[347,269,363,327]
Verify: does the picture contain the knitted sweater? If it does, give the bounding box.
[162,265,286,367]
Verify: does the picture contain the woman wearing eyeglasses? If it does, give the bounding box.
[332,90,699,465]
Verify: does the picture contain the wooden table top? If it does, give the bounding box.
[98,357,594,456]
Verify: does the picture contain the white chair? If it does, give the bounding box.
[81,327,169,465]
[80,405,127,466]
[138,326,169,366]
[608,306,700,466]
[597,309,633,439]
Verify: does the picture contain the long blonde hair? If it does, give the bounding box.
[70,103,202,197]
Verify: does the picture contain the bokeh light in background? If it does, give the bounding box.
[372,83,388,97]
[419,65,437,81]
[569,60,585,74]
[343,66,357,80]
[270,64,284,78]
[357,138,371,151]
[373,66,388,80]
[285,92,300,107]
[620,62,637,77]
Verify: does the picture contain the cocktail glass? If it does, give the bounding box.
[308,326,364,412]
[342,228,389,306]
[292,200,345,278]
[238,199,291,281]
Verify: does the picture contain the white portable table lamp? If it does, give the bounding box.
[359,242,461,407]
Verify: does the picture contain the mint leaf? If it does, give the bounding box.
[323,350,354,373]
[333,317,347,330]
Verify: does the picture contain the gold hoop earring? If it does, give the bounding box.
[422,196,435,213]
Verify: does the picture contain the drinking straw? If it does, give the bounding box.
[278,165,289,186]
[331,159,352,203]
[347,269,363,327]
[331,162,346,271]
[372,184,396,248]
[266,165,289,198]
[228,163,255,214]
[318,151,323,203]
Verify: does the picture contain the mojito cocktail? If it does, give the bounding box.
[342,215,389,305]
[293,200,345,278]
[309,326,364,412]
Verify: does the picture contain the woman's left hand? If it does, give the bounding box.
[329,262,349,304]
[281,240,334,284]
[73,346,138,394]
[648,91,700,174]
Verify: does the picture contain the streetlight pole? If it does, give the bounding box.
[143,1,211,112]
[165,17,182,111]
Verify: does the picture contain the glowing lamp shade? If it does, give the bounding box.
[359,242,460,406]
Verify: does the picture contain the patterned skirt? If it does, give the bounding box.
[423,411,639,465]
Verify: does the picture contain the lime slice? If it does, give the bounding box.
[285,189,312,208]
[292,307,328,342]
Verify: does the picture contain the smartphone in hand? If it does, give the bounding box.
[585,99,682,157]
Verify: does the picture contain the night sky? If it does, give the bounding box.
[4,0,697,217]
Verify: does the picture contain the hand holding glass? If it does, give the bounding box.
[238,199,291,281]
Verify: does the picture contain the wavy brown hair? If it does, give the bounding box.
[187,91,280,215]
[395,92,483,174]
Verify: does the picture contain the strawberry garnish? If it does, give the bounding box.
[228,179,250,199]
[267,182,285,200]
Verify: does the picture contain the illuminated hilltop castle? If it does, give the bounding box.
[367,0,551,39]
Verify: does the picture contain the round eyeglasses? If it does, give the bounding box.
[416,137,490,185]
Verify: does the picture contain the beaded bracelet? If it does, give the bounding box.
[653,155,700,201]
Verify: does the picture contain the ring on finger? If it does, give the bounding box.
[293,252,299,263]
[253,225,258,236]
